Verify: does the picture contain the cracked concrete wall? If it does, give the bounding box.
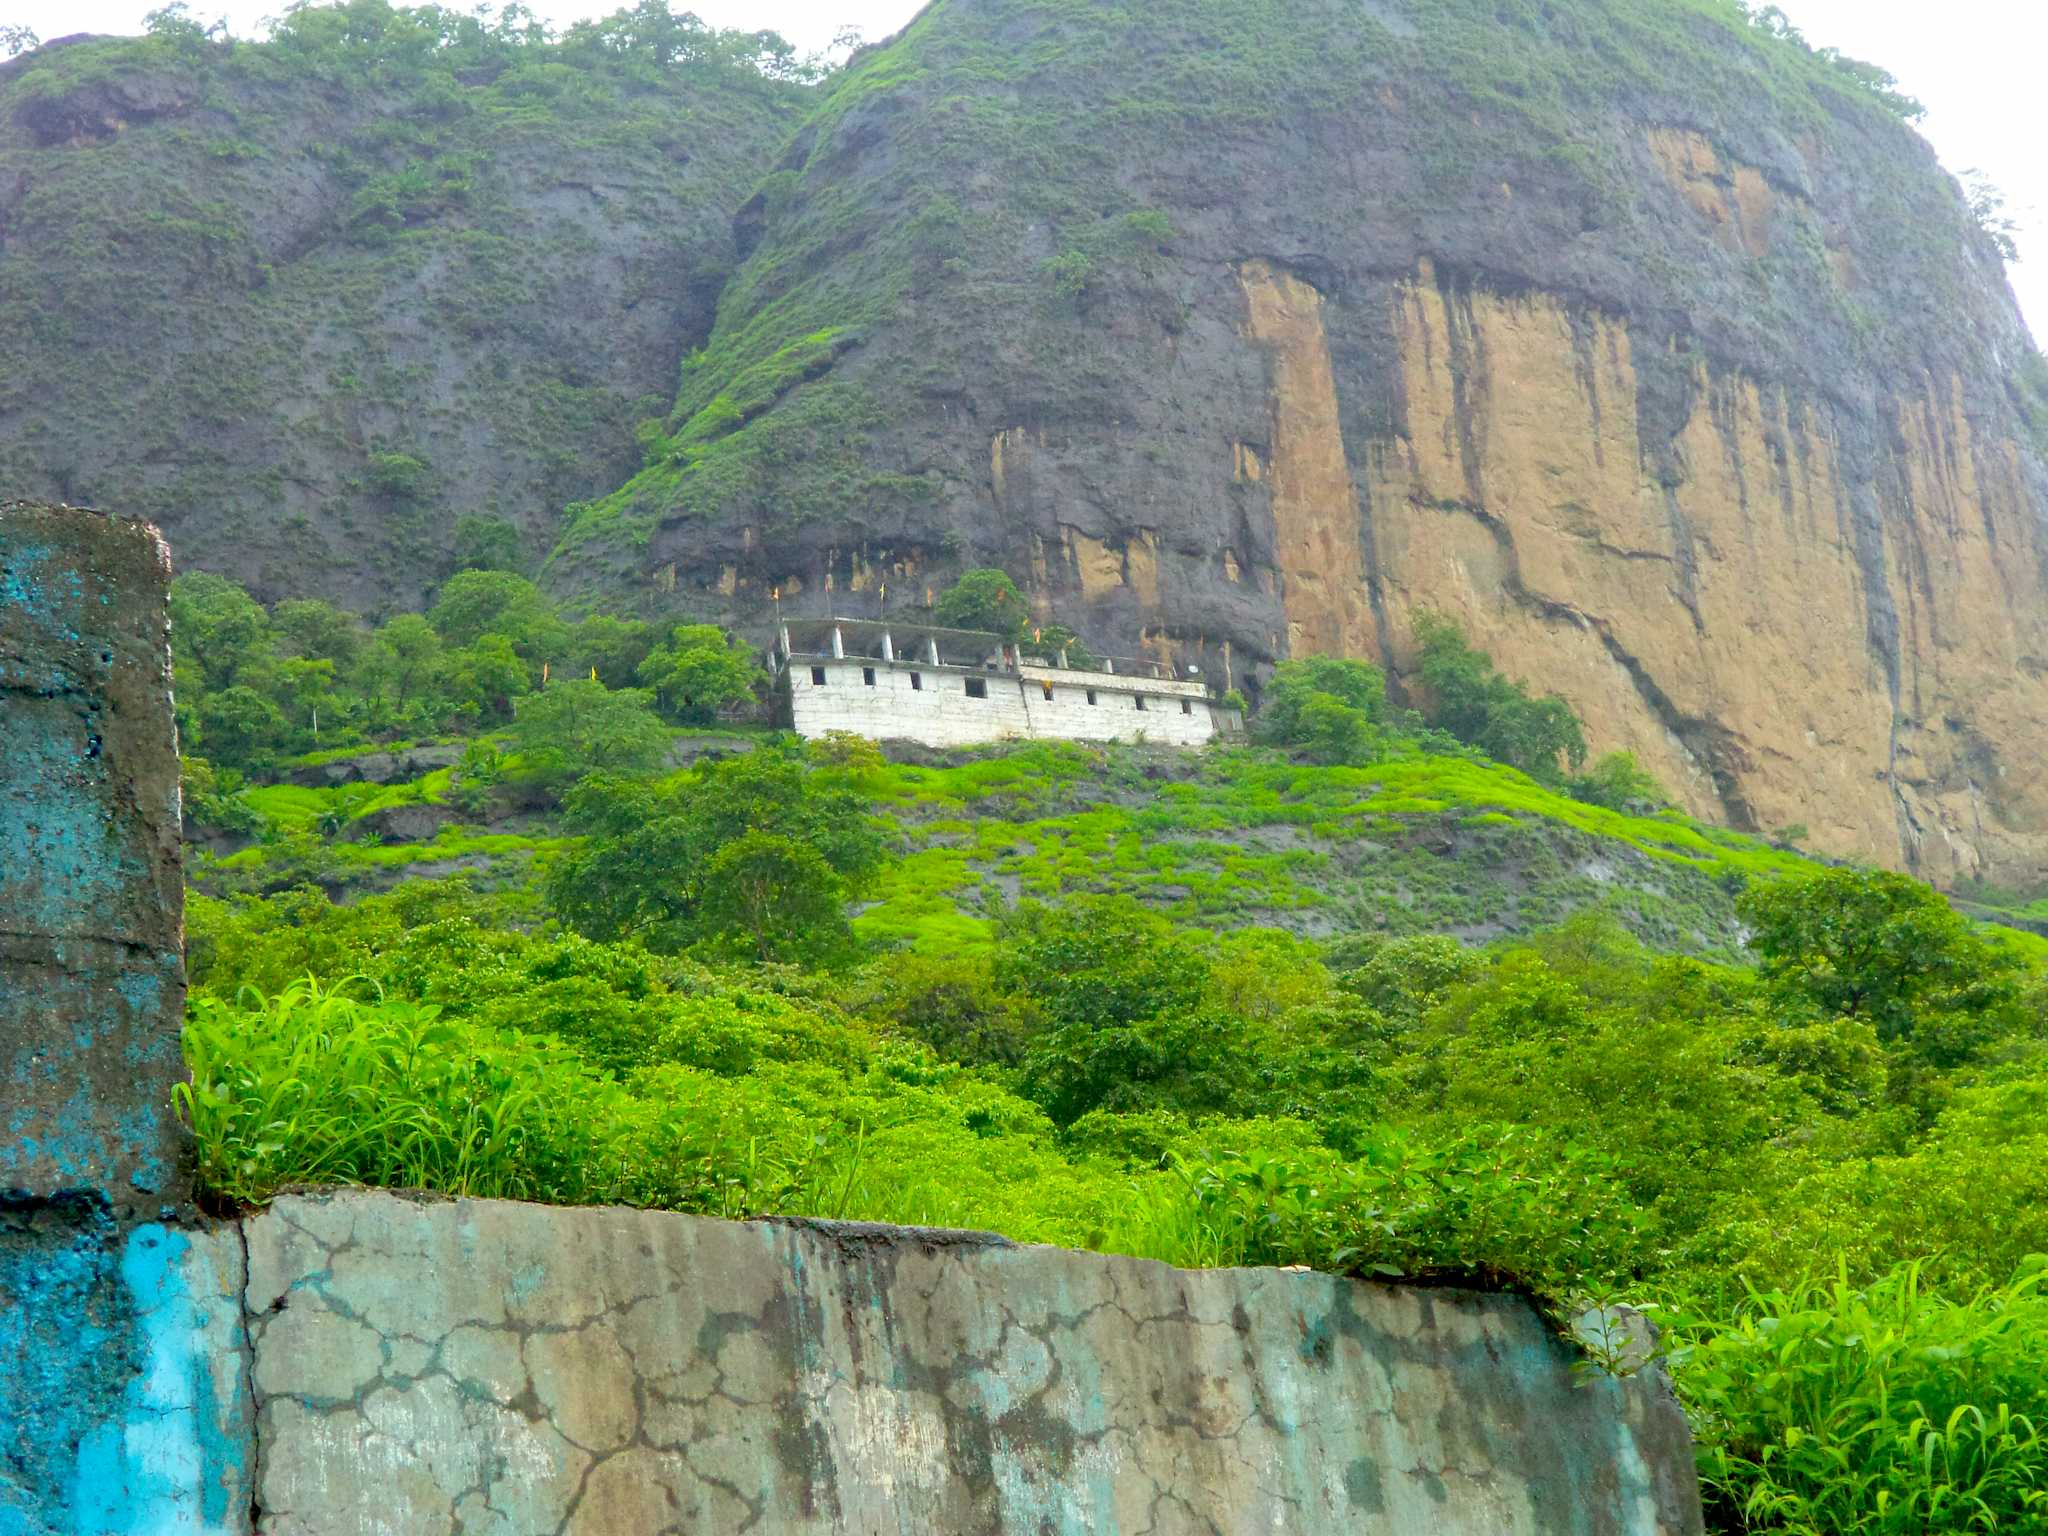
[238,1190,1702,1535]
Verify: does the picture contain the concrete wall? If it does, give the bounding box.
[0,501,1703,1534]
[240,1190,1701,1535]
[789,658,1238,749]
[1,504,185,1208]
[1,503,252,1535]
[793,658,1036,747]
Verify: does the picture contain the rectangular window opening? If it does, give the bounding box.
[863,666,877,687]
[809,665,827,686]
[965,676,988,699]
[1181,698,1193,715]
[1086,689,1097,706]
[1041,681,1054,701]
[910,672,923,691]
[1135,695,1147,711]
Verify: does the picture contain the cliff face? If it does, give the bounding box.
[0,24,805,608]
[561,0,2048,884]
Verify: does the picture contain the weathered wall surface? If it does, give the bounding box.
[241,1190,1702,1535]
[0,502,251,1535]
[1,503,186,1206]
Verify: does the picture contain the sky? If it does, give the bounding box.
[8,0,2041,335]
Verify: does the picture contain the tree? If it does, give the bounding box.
[934,568,1031,641]
[546,743,886,959]
[1738,868,2021,1049]
[635,623,760,722]
[1961,170,2023,264]
[695,831,849,963]
[196,686,288,768]
[272,657,339,741]
[566,615,656,689]
[1254,657,1387,765]
[1293,692,1375,765]
[1411,615,1587,783]
[451,514,525,575]
[169,573,272,692]
[509,678,669,788]
[444,634,529,723]
[1260,656,1387,735]
[427,570,566,660]
[356,614,444,709]
[271,598,365,670]
[991,896,1211,1034]
[1566,752,1674,813]
[2,25,40,57]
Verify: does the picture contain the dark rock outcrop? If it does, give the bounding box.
[0,26,806,610]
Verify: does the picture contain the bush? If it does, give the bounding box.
[1567,751,1674,812]
[932,568,1031,640]
[1411,614,1587,783]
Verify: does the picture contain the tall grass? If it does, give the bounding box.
[1670,1263,2048,1533]
[177,978,632,1205]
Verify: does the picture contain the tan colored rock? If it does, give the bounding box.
[1235,262,2048,883]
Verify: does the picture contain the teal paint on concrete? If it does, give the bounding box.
[1,503,185,1209]
[0,1213,250,1535]
[0,505,245,1534]
[0,1201,130,1535]
[68,1225,252,1536]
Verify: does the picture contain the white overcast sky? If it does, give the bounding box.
[8,0,2042,334]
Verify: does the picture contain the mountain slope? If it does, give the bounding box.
[0,11,807,607]
[551,0,2048,887]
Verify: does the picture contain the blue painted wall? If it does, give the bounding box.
[0,506,248,1532]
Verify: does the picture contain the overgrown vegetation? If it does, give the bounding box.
[166,571,2048,1530]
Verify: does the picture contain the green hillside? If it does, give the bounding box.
[545,0,1997,590]
[169,563,2048,1533]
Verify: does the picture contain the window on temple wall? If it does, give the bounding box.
[1181,698,1193,715]
[810,666,827,686]
[863,667,877,687]
[910,672,923,691]
[1086,689,1097,706]
[965,677,988,699]
[1135,695,1147,711]
[1041,681,1054,701]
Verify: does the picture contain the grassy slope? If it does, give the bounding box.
[198,731,1834,954]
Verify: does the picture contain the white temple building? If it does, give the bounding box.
[771,617,1242,749]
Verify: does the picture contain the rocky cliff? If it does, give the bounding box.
[4,0,2046,883]
[0,15,805,608]
[552,0,2048,885]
